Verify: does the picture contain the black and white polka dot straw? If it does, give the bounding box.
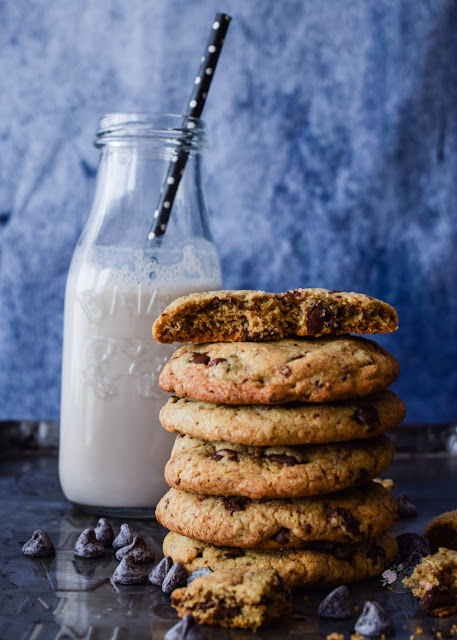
[148,13,232,240]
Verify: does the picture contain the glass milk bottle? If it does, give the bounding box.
[59,113,222,514]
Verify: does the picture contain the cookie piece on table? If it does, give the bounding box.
[165,434,395,499]
[403,548,457,616]
[162,531,399,589]
[155,483,397,549]
[152,288,398,344]
[159,336,399,405]
[160,390,405,446]
[425,509,457,551]
[171,567,291,629]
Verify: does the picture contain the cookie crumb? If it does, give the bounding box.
[327,633,344,640]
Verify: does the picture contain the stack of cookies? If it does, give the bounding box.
[153,289,406,589]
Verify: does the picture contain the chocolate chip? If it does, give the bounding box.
[354,601,394,637]
[94,518,114,547]
[357,467,371,484]
[223,548,245,559]
[400,551,423,578]
[148,556,173,587]
[162,561,188,593]
[223,497,245,513]
[211,297,222,309]
[22,529,55,557]
[329,508,361,537]
[305,523,313,535]
[351,405,380,431]
[421,586,453,613]
[265,452,299,466]
[279,365,291,377]
[187,567,213,585]
[112,555,148,585]
[273,528,289,545]
[317,585,352,619]
[307,303,336,334]
[209,448,239,462]
[191,353,210,365]
[112,524,137,550]
[164,614,204,640]
[396,533,430,560]
[115,535,155,563]
[208,358,226,367]
[396,493,417,518]
[366,544,386,566]
[74,528,105,559]
[214,605,242,620]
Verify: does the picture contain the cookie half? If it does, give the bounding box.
[159,336,400,405]
[163,531,399,588]
[152,288,398,343]
[165,434,395,499]
[155,483,397,549]
[160,390,405,446]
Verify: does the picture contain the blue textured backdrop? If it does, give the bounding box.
[1,0,456,421]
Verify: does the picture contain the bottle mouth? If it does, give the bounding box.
[95,112,208,151]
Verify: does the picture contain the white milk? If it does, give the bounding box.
[59,241,221,509]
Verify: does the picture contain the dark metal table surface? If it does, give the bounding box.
[1,422,456,640]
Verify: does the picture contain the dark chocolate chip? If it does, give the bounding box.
[307,303,336,334]
[354,601,394,637]
[317,585,352,619]
[273,528,289,545]
[223,548,245,559]
[399,551,423,578]
[191,353,210,365]
[396,533,430,560]
[265,452,299,466]
[351,405,380,431]
[279,365,291,377]
[421,586,453,613]
[112,524,137,550]
[148,556,173,587]
[115,535,155,563]
[209,448,239,462]
[222,497,245,513]
[208,358,226,367]
[74,528,105,559]
[366,544,386,566]
[164,614,204,640]
[112,555,148,585]
[187,567,213,585]
[329,508,361,537]
[211,297,222,309]
[162,561,188,593]
[214,605,242,620]
[94,518,114,547]
[22,529,55,557]
[396,493,417,518]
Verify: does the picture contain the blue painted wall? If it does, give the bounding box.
[1,0,456,421]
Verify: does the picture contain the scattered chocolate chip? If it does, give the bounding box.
[223,549,245,559]
[74,528,105,559]
[187,567,213,585]
[354,601,394,637]
[162,561,188,593]
[400,551,423,578]
[115,535,155,563]
[396,533,430,560]
[112,524,137,550]
[191,353,210,365]
[307,303,336,334]
[329,508,361,537]
[208,358,226,367]
[94,518,114,547]
[112,555,148,585]
[209,448,239,462]
[222,497,245,513]
[279,365,291,377]
[22,529,55,557]
[351,405,380,431]
[148,556,173,586]
[317,585,352,619]
[366,544,386,566]
[396,493,417,518]
[421,586,453,613]
[273,528,289,545]
[265,452,299,466]
[164,614,204,640]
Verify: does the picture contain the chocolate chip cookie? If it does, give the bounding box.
[155,483,396,549]
[160,390,405,446]
[165,434,395,499]
[403,548,457,616]
[425,510,457,552]
[152,288,398,343]
[162,531,399,588]
[171,568,291,629]
[159,336,399,405]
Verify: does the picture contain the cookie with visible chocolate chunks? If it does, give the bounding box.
[162,531,399,588]
[152,288,398,344]
[403,548,457,616]
[155,483,396,549]
[159,336,399,405]
[424,510,457,552]
[160,390,405,446]
[165,434,395,499]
